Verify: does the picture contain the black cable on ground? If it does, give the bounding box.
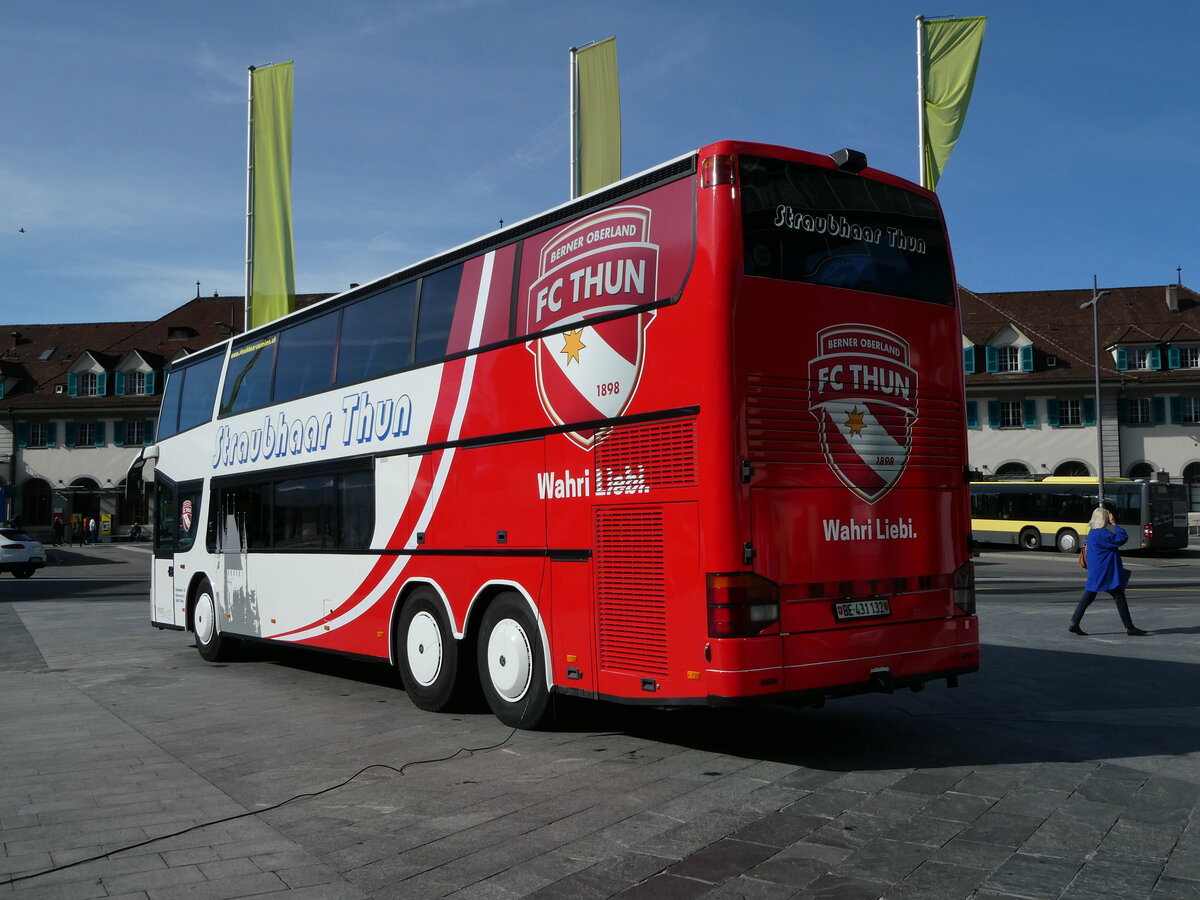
[2,727,516,887]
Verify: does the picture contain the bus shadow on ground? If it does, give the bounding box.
[599,642,1200,773]
[248,639,1200,774]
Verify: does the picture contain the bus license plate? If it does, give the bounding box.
[833,599,891,621]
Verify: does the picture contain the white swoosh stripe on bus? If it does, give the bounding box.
[273,252,496,642]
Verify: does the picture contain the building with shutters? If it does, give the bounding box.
[0,292,335,540]
[961,281,1200,511]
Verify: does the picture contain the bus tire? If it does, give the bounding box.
[396,587,463,712]
[193,577,239,662]
[1019,527,1042,551]
[1056,529,1080,554]
[477,592,550,729]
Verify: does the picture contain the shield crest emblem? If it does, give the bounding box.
[808,324,918,503]
[527,206,660,449]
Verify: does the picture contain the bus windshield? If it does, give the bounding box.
[739,154,954,305]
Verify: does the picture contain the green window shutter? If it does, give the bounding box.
[94,421,106,447]
[1046,399,1060,427]
[114,371,126,396]
[46,422,57,447]
[1116,348,1128,371]
[1169,347,1181,369]
[145,370,156,395]
[1117,398,1130,425]
[65,421,77,448]
[1082,397,1096,426]
[1020,345,1034,372]
[1170,396,1183,425]
[965,401,978,429]
[0,381,5,400]
[963,347,975,375]
[1150,348,1163,371]
[97,371,108,396]
[985,346,999,373]
[1023,398,1038,428]
[1153,396,1166,425]
[987,400,1001,429]
[144,419,155,444]
[67,372,79,397]
[16,422,28,448]
[113,420,126,447]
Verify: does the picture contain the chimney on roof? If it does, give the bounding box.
[1167,284,1180,313]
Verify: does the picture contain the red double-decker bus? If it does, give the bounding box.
[140,140,977,728]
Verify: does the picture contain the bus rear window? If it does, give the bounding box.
[739,155,954,305]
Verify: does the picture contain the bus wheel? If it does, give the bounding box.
[1019,527,1042,551]
[477,592,550,729]
[193,578,238,662]
[1056,529,1080,554]
[397,588,463,712]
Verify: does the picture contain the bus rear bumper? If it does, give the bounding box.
[705,616,979,703]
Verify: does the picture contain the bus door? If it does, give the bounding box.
[152,476,204,628]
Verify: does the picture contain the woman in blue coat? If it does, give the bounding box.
[1069,507,1147,636]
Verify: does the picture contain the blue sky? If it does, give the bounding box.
[2,1,1197,324]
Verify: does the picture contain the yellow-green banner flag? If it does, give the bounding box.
[249,61,296,329]
[576,37,621,195]
[921,16,986,190]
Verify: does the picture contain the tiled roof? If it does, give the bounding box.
[0,294,332,411]
[960,283,1200,387]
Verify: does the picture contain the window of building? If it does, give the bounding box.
[82,372,101,396]
[1184,398,1200,425]
[29,423,48,447]
[1058,399,1082,427]
[125,420,145,445]
[1181,347,1200,368]
[1128,398,1153,425]
[996,346,1020,372]
[126,371,146,395]
[999,400,1023,428]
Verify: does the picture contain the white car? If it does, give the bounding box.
[0,529,46,579]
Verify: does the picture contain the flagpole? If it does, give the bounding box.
[569,47,579,199]
[244,66,255,332]
[916,15,927,189]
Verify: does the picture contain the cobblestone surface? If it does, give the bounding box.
[2,546,1198,898]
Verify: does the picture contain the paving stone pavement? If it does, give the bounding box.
[2,546,1199,898]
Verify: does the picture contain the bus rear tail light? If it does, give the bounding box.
[953,561,976,615]
[700,154,736,188]
[1143,525,1154,542]
[707,573,779,638]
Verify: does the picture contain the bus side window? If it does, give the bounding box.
[273,311,338,403]
[414,265,464,366]
[337,283,416,384]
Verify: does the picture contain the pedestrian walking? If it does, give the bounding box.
[88,516,98,545]
[1070,506,1148,636]
[52,516,65,546]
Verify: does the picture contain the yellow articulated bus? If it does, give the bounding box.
[970,477,1189,553]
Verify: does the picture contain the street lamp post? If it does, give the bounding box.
[1079,276,1111,507]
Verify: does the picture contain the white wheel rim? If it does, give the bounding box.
[406,610,443,687]
[195,593,216,645]
[486,618,532,702]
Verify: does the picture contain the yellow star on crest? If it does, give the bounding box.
[560,328,586,365]
[845,406,867,437]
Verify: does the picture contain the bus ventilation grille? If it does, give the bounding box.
[594,506,668,676]
[595,418,697,488]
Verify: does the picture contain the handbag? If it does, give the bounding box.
[1078,548,1087,569]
